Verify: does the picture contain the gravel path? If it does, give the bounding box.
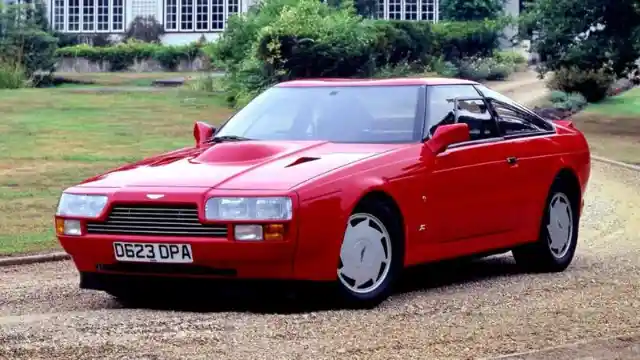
[1,161,639,360]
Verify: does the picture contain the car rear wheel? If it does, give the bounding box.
[335,200,403,308]
[512,180,579,272]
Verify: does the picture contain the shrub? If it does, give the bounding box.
[493,50,527,65]
[549,90,569,104]
[458,57,492,81]
[124,16,164,43]
[431,19,504,61]
[55,41,203,71]
[429,56,459,77]
[486,62,513,80]
[549,91,587,112]
[547,66,615,102]
[0,62,28,89]
[440,0,506,21]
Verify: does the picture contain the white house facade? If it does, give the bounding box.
[23,0,518,45]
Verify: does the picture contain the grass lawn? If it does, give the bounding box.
[572,87,640,165]
[0,87,232,256]
[54,72,201,87]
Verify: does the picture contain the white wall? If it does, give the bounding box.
[160,32,223,45]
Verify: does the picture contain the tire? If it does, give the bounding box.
[512,180,580,272]
[335,198,404,309]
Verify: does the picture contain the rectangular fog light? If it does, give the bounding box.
[63,219,82,236]
[234,224,263,241]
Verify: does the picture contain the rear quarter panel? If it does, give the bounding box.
[511,124,591,242]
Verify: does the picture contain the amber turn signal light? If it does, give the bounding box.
[55,218,65,235]
[263,224,285,241]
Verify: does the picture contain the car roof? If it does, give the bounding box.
[276,77,479,87]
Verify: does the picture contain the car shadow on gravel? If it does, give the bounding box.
[113,254,527,314]
[396,253,525,294]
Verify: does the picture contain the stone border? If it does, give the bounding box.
[0,252,70,267]
[592,155,640,172]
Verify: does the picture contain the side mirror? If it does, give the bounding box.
[425,123,470,155]
[193,121,216,147]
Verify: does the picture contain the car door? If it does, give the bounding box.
[476,85,560,241]
[423,85,522,247]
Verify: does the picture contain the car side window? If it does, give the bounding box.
[474,84,554,132]
[489,100,550,136]
[426,85,483,137]
[455,98,500,141]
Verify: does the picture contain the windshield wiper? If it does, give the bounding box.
[208,135,253,143]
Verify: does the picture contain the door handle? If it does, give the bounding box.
[506,156,518,165]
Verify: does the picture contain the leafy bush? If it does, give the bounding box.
[440,0,506,21]
[549,90,569,104]
[429,56,459,77]
[547,66,615,102]
[549,90,587,111]
[432,19,505,61]
[125,16,164,43]
[493,50,527,65]
[0,62,28,89]
[56,41,203,71]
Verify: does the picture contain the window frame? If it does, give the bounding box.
[484,97,557,140]
[424,83,558,150]
[50,0,125,33]
[377,0,439,21]
[473,84,556,135]
[162,0,241,32]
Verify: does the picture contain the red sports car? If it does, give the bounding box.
[55,77,591,308]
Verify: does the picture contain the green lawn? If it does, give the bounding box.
[583,87,640,115]
[573,87,640,165]
[0,87,231,256]
[55,72,200,87]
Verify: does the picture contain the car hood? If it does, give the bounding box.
[76,141,404,190]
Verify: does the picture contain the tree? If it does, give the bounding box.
[0,0,58,77]
[525,0,640,77]
[440,0,506,21]
[124,16,165,43]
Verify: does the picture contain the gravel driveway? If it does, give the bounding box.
[1,161,639,360]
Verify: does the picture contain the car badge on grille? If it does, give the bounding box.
[146,194,165,200]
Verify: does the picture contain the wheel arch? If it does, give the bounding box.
[552,167,582,215]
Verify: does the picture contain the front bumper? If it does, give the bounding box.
[59,234,297,279]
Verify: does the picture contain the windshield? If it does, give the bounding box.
[215,85,423,143]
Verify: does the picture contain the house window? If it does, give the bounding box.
[196,0,209,30]
[51,0,126,32]
[82,0,94,31]
[166,0,240,31]
[211,0,224,30]
[112,0,124,30]
[165,0,178,30]
[377,0,439,21]
[53,0,65,31]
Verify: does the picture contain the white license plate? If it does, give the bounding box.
[113,242,194,263]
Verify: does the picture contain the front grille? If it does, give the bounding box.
[87,205,228,237]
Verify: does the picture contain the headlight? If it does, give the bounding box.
[205,197,293,221]
[56,193,108,218]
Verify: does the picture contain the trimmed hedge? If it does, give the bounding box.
[55,41,204,71]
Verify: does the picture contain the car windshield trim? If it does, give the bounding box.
[214,85,427,144]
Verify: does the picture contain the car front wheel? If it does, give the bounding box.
[335,200,403,308]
